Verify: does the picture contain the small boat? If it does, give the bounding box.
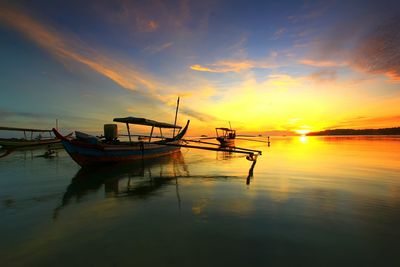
[215,127,236,146]
[0,126,61,148]
[53,117,190,167]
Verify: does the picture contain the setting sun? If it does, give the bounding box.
[295,129,311,135]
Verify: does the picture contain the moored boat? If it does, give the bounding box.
[0,126,60,148]
[53,117,190,167]
[215,127,236,146]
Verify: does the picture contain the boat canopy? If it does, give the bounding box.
[113,117,182,129]
[0,126,52,132]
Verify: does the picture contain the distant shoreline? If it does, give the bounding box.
[307,127,400,136]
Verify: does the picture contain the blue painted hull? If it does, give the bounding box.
[61,139,182,167]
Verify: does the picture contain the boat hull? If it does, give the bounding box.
[0,138,60,148]
[53,120,190,167]
[216,137,235,147]
[61,139,182,166]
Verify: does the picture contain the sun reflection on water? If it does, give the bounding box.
[299,135,307,143]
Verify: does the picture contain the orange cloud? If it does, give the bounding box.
[0,3,217,123]
[299,59,347,67]
[307,69,336,82]
[190,60,275,73]
[0,4,160,93]
[352,16,400,83]
[385,71,400,83]
[328,115,400,129]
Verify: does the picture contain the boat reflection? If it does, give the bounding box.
[216,146,235,160]
[54,149,258,218]
[0,149,12,158]
[53,151,189,218]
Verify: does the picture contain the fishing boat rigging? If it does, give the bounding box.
[54,99,261,167]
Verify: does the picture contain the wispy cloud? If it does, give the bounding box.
[307,69,336,82]
[0,3,217,123]
[0,107,108,131]
[0,3,161,93]
[288,1,332,22]
[93,0,195,37]
[353,16,400,83]
[0,109,47,120]
[299,59,347,67]
[272,27,287,40]
[295,3,400,83]
[95,2,160,32]
[143,42,174,54]
[328,115,400,129]
[180,107,216,122]
[137,18,159,32]
[190,59,276,73]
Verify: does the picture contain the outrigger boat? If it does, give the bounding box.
[0,126,61,148]
[53,117,190,167]
[53,117,261,167]
[54,99,262,168]
[216,127,236,146]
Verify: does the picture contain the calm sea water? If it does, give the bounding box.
[0,136,399,266]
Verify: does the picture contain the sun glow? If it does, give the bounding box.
[294,129,311,135]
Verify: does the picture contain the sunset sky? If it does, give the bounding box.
[0,0,399,135]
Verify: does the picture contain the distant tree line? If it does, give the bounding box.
[307,127,400,136]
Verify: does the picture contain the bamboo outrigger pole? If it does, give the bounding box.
[161,142,261,161]
[182,139,262,154]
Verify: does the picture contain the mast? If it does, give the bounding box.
[126,123,132,144]
[173,97,180,137]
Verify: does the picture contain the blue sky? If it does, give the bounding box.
[0,0,399,135]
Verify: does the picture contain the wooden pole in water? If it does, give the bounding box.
[173,97,180,138]
[56,119,59,131]
[246,159,257,185]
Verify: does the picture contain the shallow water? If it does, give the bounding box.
[1,136,400,266]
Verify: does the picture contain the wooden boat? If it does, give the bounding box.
[0,126,60,148]
[53,117,190,167]
[215,127,236,146]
